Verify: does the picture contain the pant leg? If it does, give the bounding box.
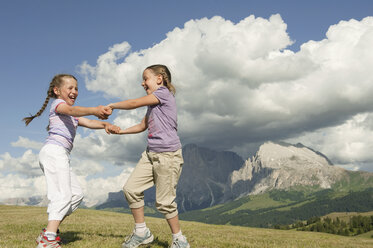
[39,144,74,221]
[65,168,84,216]
[151,149,183,219]
[123,151,155,208]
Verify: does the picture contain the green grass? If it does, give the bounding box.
[1,205,372,248]
[180,188,373,227]
[333,171,373,192]
[272,199,314,212]
[226,193,292,214]
[358,230,373,239]
[323,211,373,223]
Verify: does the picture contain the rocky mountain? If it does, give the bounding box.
[98,141,360,213]
[177,144,244,211]
[225,142,346,200]
[179,142,373,227]
[96,144,244,211]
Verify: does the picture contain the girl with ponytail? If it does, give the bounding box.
[108,65,190,248]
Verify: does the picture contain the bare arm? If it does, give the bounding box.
[56,103,112,119]
[78,117,120,134]
[108,94,159,110]
[117,116,148,134]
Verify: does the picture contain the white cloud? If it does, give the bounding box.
[0,149,133,206]
[77,168,132,207]
[0,174,46,201]
[72,118,148,165]
[286,113,373,172]
[11,136,43,150]
[78,15,373,173]
[70,158,104,176]
[0,150,40,177]
[0,149,47,201]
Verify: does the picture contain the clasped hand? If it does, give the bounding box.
[96,105,113,120]
[105,123,121,135]
[95,105,122,135]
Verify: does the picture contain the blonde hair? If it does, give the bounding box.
[23,74,77,126]
[146,64,176,95]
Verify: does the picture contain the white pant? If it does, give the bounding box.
[39,144,84,221]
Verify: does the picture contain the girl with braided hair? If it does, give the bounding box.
[108,65,190,248]
[24,74,120,248]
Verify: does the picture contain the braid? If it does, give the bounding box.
[160,70,175,95]
[23,74,75,126]
[23,95,51,126]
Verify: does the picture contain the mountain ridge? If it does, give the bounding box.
[96,141,373,215]
[225,141,346,200]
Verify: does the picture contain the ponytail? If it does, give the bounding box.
[23,74,76,126]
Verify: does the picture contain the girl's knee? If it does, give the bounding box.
[123,183,138,197]
[156,201,178,217]
[123,184,134,200]
[123,184,131,195]
[123,185,145,207]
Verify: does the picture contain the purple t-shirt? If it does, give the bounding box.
[146,86,181,152]
[45,99,79,152]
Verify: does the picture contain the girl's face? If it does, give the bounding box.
[54,77,78,106]
[141,69,163,95]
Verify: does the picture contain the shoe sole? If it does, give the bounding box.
[141,234,154,245]
[36,235,61,244]
[122,234,154,248]
[36,242,61,248]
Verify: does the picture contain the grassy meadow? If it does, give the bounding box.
[324,211,373,222]
[0,205,372,248]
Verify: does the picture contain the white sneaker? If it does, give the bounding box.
[121,228,154,248]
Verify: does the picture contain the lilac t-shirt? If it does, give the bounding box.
[146,86,181,152]
[45,99,79,152]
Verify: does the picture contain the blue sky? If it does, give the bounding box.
[1,0,373,205]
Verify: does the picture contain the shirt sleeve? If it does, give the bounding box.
[152,86,170,104]
[52,99,67,113]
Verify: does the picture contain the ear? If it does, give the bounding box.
[157,75,163,85]
[53,86,60,96]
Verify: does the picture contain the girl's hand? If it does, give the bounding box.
[107,103,115,110]
[105,124,121,134]
[96,106,112,120]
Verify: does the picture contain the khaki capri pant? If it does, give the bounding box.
[123,149,183,219]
